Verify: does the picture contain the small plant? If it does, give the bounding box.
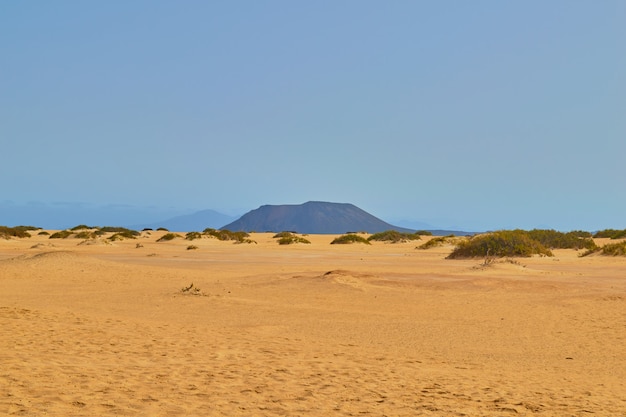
[187,245,199,250]
[368,230,421,243]
[75,231,97,239]
[417,236,462,249]
[70,224,93,231]
[157,233,181,242]
[273,231,296,239]
[185,232,203,240]
[100,227,140,237]
[181,282,203,295]
[277,235,311,245]
[38,231,50,236]
[330,234,371,245]
[157,227,169,232]
[203,228,255,244]
[49,230,72,239]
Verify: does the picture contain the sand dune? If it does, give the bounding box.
[1,232,625,415]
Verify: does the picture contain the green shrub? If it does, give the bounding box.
[38,231,50,236]
[526,229,597,250]
[185,232,203,240]
[593,229,626,239]
[203,228,254,243]
[273,231,296,239]
[75,231,97,239]
[368,230,421,243]
[330,234,371,245]
[417,236,462,249]
[0,226,32,239]
[414,230,433,236]
[49,230,72,239]
[599,241,626,256]
[100,227,140,236]
[277,235,311,245]
[582,241,626,257]
[157,233,181,242]
[447,230,553,259]
[108,230,138,241]
[157,227,169,232]
[70,224,93,231]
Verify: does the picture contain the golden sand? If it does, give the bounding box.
[1,232,624,416]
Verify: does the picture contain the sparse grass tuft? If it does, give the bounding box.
[187,245,199,250]
[330,234,371,245]
[157,227,169,232]
[277,235,311,245]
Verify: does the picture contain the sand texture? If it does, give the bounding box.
[1,232,625,416]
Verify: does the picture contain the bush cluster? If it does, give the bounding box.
[272,232,311,245]
[330,234,371,245]
[203,228,255,244]
[157,233,181,242]
[526,229,597,250]
[581,241,626,257]
[367,230,422,243]
[593,229,626,239]
[447,230,553,259]
[417,235,462,250]
[0,226,33,239]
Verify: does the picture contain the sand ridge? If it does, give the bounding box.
[1,232,625,415]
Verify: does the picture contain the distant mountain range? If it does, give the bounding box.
[1,200,473,235]
[131,209,236,232]
[222,201,415,234]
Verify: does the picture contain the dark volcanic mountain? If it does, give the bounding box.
[221,201,414,234]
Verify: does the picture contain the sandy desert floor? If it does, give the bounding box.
[0,231,625,416]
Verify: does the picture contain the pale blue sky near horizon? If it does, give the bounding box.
[1,1,625,231]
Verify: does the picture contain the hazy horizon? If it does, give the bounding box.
[2,2,625,231]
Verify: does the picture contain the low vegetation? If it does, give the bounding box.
[417,235,463,250]
[0,226,33,239]
[526,229,596,250]
[49,230,73,239]
[157,233,181,242]
[185,232,203,240]
[203,228,256,244]
[581,241,626,257]
[330,234,371,245]
[367,230,422,243]
[593,229,626,239]
[108,230,138,241]
[447,230,553,259]
[274,232,311,245]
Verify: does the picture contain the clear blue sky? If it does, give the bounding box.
[1,1,625,231]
